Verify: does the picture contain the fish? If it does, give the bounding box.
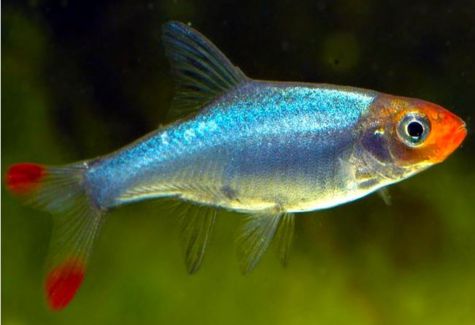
[5,21,467,310]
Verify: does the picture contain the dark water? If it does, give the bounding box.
[2,1,475,324]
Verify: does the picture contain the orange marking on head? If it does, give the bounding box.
[366,94,467,167]
[417,102,467,163]
[45,258,85,311]
[6,163,46,195]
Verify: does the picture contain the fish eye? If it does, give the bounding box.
[407,121,424,138]
[397,114,430,147]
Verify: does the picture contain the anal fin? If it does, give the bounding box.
[178,204,217,274]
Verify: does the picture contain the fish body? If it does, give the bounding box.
[88,81,377,213]
[5,21,467,310]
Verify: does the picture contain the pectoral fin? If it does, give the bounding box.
[377,188,391,205]
[275,212,295,267]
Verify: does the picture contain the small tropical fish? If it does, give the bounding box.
[6,21,467,310]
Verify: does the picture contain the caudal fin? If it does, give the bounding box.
[6,162,103,310]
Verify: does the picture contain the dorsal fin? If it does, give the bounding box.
[162,21,248,118]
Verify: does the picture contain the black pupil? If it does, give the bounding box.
[407,121,424,139]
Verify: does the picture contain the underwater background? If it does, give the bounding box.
[2,0,475,324]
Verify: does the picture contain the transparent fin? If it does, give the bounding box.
[178,204,217,274]
[162,21,247,118]
[377,188,391,206]
[46,203,103,310]
[237,211,285,274]
[275,213,295,267]
[6,162,104,310]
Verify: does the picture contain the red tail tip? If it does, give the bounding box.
[6,163,46,195]
[45,259,85,310]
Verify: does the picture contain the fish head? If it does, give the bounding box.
[359,94,466,179]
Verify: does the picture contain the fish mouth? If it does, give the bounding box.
[429,118,467,164]
[453,123,467,147]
